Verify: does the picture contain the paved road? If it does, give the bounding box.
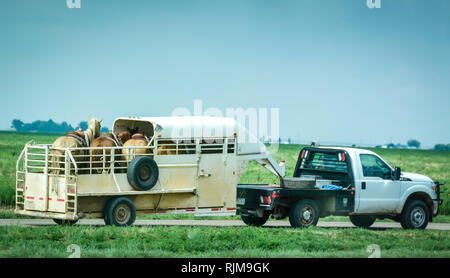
[0,219,449,230]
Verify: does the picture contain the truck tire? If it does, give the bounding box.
[104,197,136,227]
[241,214,269,227]
[400,200,429,229]
[349,215,376,228]
[289,199,319,228]
[127,156,159,191]
[53,219,78,226]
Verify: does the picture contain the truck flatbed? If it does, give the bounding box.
[237,183,355,219]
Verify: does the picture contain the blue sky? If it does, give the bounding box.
[0,0,449,147]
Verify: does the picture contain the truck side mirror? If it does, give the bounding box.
[393,167,401,180]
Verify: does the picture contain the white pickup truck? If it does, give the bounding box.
[237,146,443,229]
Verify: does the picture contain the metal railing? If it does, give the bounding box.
[20,137,236,176]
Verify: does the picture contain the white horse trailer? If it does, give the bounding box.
[15,116,285,226]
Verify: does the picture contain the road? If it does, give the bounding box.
[0,219,449,230]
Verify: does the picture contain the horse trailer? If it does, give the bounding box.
[14,116,285,226]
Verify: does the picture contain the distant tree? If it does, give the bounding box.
[78,121,88,130]
[434,144,450,151]
[287,138,291,144]
[407,139,421,149]
[11,119,24,131]
[11,119,110,134]
[10,119,75,133]
[387,143,395,149]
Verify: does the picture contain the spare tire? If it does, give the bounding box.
[127,156,159,191]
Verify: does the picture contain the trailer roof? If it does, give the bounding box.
[113,116,269,156]
[113,116,238,139]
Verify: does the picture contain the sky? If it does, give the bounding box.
[0,0,449,148]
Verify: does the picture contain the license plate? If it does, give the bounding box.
[236,198,245,205]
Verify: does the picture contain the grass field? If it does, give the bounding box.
[0,225,448,258]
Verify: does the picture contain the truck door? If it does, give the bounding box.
[355,154,401,213]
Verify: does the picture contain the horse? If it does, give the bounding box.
[89,130,132,174]
[50,117,102,175]
[156,138,196,155]
[122,133,152,161]
[156,140,177,155]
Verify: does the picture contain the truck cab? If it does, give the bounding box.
[237,146,443,229]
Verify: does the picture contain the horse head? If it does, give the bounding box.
[88,116,103,138]
[117,130,132,144]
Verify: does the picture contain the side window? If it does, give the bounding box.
[360,154,391,179]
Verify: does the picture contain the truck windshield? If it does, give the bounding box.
[300,151,348,173]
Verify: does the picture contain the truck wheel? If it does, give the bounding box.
[400,200,429,229]
[241,214,269,227]
[104,197,136,227]
[349,215,376,228]
[53,219,78,226]
[289,199,319,228]
[127,157,159,191]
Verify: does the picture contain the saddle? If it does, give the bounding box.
[67,131,88,147]
[131,133,147,141]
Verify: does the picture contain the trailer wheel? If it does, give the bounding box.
[127,156,159,191]
[53,219,78,226]
[104,197,136,227]
[289,199,319,228]
[400,200,429,229]
[241,214,269,227]
[349,215,376,228]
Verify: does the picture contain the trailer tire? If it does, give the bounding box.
[53,219,78,226]
[127,156,159,191]
[241,214,269,227]
[104,197,136,227]
[400,200,429,229]
[349,215,376,228]
[289,199,319,228]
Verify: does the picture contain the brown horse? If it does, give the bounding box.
[89,130,132,173]
[122,133,152,161]
[50,117,102,175]
[156,140,177,155]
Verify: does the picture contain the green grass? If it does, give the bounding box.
[0,131,60,207]
[0,225,448,258]
[0,131,449,214]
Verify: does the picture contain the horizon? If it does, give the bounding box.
[1,0,449,147]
